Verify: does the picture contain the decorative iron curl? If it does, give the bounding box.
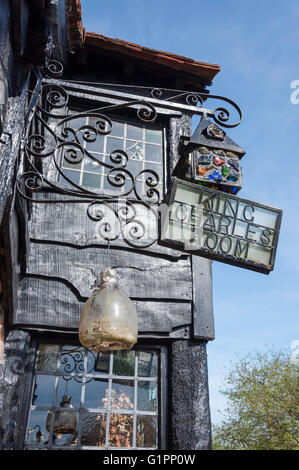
[42,59,64,79]
[26,134,56,159]
[117,201,137,222]
[186,93,204,107]
[87,199,159,248]
[201,94,242,128]
[148,87,242,128]
[121,201,159,249]
[58,141,85,165]
[61,350,85,375]
[109,149,129,168]
[87,200,123,242]
[44,84,69,108]
[135,169,160,204]
[17,171,44,194]
[87,199,116,222]
[151,88,164,100]
[123,219,147,242]
[213,107,231,126]
[56,113,113,139]
[136,102,157,122]
[60,348,96,384]
[107,167,134,194]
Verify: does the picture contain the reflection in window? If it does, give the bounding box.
[137,415,157,448]
[25,344,159,450]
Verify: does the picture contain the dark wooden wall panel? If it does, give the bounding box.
[192,256,214,340]
[29,193,178,258]
[13,112,213,341]
[26,243,192,300]
[15,277,191,335]
[170,340,212,449]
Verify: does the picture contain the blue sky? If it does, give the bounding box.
[81,0,299,424]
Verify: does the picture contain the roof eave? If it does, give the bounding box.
[85,32,221,85]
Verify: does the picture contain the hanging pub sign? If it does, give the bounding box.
[159,178,282,274]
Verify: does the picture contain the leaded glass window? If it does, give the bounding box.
[24,343,161,450]
[58,114,165,203]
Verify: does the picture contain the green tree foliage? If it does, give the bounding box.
[212,349,299,450]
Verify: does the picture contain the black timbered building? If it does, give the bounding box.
[0,0,220,450]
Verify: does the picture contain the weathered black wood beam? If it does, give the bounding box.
[192,256,215,340]
[15,276,192,338]
[0,329,34,450]
[170,339,212,449]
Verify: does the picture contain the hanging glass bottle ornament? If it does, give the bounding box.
[79,268,138,352]
[46,395,77,434]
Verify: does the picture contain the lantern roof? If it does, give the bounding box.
[189,116,246,157]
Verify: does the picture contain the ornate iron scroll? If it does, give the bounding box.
[149,87,242,128]
[17,82,160,204]
[17,60,242,249]
[87,198,159,249]
[64,82,242,128]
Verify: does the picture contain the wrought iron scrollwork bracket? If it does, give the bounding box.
[16,59,243,249]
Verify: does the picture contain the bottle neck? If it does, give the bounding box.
[100,279,119,288]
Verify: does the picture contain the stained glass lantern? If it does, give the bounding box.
[175,116,245,194]
[79,268,138,352]
[46,395,77,434]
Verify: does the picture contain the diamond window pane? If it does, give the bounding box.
[136,415,157,448]
[126,141,144,161]
[81,411,106,447]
